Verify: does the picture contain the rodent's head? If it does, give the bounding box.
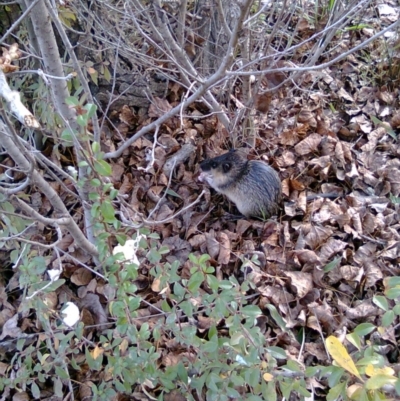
[198,150,247,189]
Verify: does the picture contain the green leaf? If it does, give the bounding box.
[297,384,311,397]
[148,232,160,239]
[115,234,127,245]
[66,96,80,106]
[60,128,74,145]
[17,338,26,351]
[324,366,345,387]
[188,271,204,293]
[92,141,100,153]
[263,381,277,401]
[207,274,219,292]
[353,323,376,336]
[77,114,89,127]
[346,332,361,351]
[305,366,319,377]
[241,305,262,318]
[110,188,118,199]
[84,103,97,118]
[43,279,66,292]
[357,354,385,368]
[54,377,63,397]
[266,346,287,360]
[382,310,395,327]
[90,178,101,188]
[285,359,301,372]
[55,366,69,379]
[395,378,400,395]
[89,193,100,202]
[373,295,388,311]
[265,304,287,331]
[279,380,292,399]
[218,280,233,290]
[344,24,372,31]
[165,188,182,198]
[385,287,400,300]
[323,257,341,273]
[93,160,112,176]
[386,277,400,287]
[198,254,211,265]
[158,246,170,255]
[31,382,41,398]
[326,381,347,401]
[89,70,98,86]
[201,336,218,354]
[177,362,188,384]
[70,357,81,370]
[226,387,241,398]
[104,66,111,82]
[100,200,115,223]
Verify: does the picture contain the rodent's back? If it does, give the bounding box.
[234,160,281,217]
[199,150,281,218]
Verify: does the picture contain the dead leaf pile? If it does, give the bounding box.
[1,2,400,399]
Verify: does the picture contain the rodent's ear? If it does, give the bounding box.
[222,162,231,173]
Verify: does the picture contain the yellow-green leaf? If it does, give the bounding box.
[365,364,395,377]
[365,374,397,390]
[326,336,363,381]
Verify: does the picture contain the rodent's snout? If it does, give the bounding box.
[198,171,213,184]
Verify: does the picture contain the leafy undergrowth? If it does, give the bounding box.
[1,1,400,401]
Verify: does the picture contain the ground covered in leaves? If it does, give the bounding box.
[1,1,400,400]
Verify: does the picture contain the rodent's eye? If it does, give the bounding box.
[222,163,231,173]
[211,162,218,169]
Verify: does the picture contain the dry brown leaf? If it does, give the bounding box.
[164,390,187,401]
[318,238,347,264]
[304,225,333,249]
[197,315,218,332]
[0,315,21,340]
[80,293,108,326]
[217,231,231,265]
[205,231,219,259]
[71,268,93,286]
[294,133,322,156]
[308,301,339,332]
[258,286,295,305]
[11,392,30,401]
[345,300,380,319]
[304,342,327,361]
[119,105,136,126]
[79,382,93,400]
[285,271,313,298]
[148,97,172,118]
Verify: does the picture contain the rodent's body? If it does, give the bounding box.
[199,150,281,218]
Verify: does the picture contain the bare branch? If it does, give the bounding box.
[0,120,99,257]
